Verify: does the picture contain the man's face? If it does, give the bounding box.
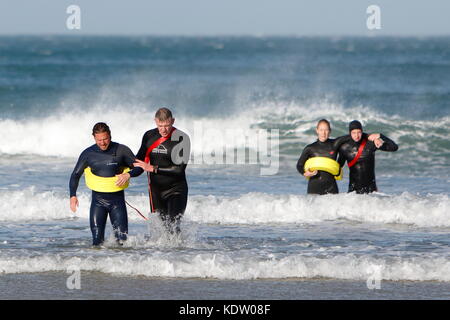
[94,132,111,151]
[155,118,174,137]
[350,129,362,142]
[316,122,331,142]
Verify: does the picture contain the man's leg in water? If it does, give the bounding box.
[90,199,108,246]
[159,193,187,234]
[109,200,128,244]
[349,184,377,194]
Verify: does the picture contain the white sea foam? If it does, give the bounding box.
[0,106,253,158]
[1,188,449,227]
[0,187,88,221]
[187,192,450,227]
[0,251,448,281]
[1,103,448,159]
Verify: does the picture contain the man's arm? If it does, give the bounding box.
[134,159,187,176]
[69,151,88,212]
[336,150,346,169]
[379,134,398,151]
[115,144,144,186]
[156,164,187,176]
[69,152,88,197]
[297,146,316,177]
[119,144,143,177]
[332,134,352,152]
[135,132,150,161]
[368,133,398,151]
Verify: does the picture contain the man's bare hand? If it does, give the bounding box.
[374,138,384,148]
[368,133,380,141]
[133,159,155,172]
[304,170,318,177]
[115,172,131,186]
[70,196,79,213]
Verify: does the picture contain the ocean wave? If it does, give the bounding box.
[0,105,254,158]
[1,188,449,228]
[188,192,450,228]
[1,103,448,164]
[0,252,448,281]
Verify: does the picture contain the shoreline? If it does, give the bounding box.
[1,272,449,300]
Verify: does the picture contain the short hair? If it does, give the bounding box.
[92,122,111,136]
[316,119,331,130]
[155,108,173,121]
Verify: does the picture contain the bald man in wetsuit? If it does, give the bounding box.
[338,120,398,194]
[69,122,141,246]
[133,108,190,234]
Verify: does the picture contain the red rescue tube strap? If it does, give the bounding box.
[143,127,176,213]
[348,138,367,168]
[144,127,176,163]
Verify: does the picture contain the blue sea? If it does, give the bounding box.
[0,36,449,299]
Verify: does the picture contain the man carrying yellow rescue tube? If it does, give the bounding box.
[69,122,141,246]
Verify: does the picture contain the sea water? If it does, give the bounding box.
[0,36,449,299]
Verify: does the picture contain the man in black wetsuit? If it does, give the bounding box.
[133,108,190,234]
[338,120,398,194]
[69,122,141,246]
[296,119,350,195]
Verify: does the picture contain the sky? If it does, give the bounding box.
[0,0,449,36]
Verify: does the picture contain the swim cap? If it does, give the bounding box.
[349,120,363,132]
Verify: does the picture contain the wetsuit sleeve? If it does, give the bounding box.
[379,134,399,152]
[156,164,187,176]
[135,132,150,161]
[336,150,346,168]
[69,151,88,197]
[117,144,143,177]
[296,146,311,174]
[133,132,151,177]
[332,135,352,151]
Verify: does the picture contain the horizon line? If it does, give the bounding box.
[1,32,449,38]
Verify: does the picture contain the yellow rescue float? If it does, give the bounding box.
[84,167,130,192]
[304,157,343,180]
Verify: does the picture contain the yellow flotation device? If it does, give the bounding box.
[84,167,130,192]
[304,157,343,181]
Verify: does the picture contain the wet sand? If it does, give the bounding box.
[1,272,449,300]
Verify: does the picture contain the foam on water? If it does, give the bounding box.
[2,188,449,228]
[0,105,254,158]
[0,187,87,222]
[1,102,448,175]
[188,192,450,228]
[0,251,448,281]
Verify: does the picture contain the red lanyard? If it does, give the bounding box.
[348,138,367,168]
[143,127,176,213]
[144,127,176,163]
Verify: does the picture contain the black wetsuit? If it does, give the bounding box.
[338,133,398,194]
[136,128,190,234]
[69,142,141,246]
[296,137,350,195]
